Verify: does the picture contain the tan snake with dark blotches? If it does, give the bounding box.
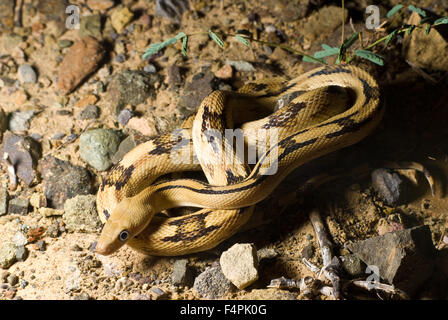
[95,64,383,256]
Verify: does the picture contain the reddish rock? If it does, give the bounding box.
[57,36,105,94]
[215,64,233,79]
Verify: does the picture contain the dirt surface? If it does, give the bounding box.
[0,0,448,300]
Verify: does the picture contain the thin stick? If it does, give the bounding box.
[347,280,409,299]
[341,0,345,46]
[309,208,341,299]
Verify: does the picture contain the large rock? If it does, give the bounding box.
[220,243,259,289]
[193,265,235,299]
[38,156,93,209]
[347,226,437,296]
[58,36,105,94]
[79,128,121,171]
[403,12,448,72]
[1,131,41,185]
[106,70,158,116]
[63,195,101,233]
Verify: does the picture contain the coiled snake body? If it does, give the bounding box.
[96,65,383,256]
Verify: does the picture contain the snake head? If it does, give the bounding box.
[95,195,154,255]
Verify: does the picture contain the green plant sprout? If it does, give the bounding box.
[142,3,448,67]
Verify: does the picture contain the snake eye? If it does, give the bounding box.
[118,230,129,242]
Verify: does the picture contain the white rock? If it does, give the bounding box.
[12,232,27,246]
[18,64,37,84]
[220,243,259,289]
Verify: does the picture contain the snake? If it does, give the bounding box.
[95,64,383,256]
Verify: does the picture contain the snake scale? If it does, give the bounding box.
[95,64,383,256]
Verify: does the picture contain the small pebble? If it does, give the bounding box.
[51,133,66,140]
[19,279,28,288]
[18,64,37,84]
[143,64,156,73]
[117,108,134,125]
[77,105,100,120]
[6,274,18,286]
[58,39,74,48]
[225,60,255,72]
[114,54,126,63]
[265,25,276,33]
[36,240,46,251]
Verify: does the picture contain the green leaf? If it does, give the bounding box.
[387,4,403,18]
[235,35,250,47]
[181,35,188,56]
[342,32,359,50]
[385,29,398,46]
[142,36,178,59]
[425,25,431,35]
[419,17,434,24]
[302,56,326,64]
[209,30,225,49]
[355,49,384,66]
[434,17,448,25]
[408,5,426,17]
[313,45,339,58]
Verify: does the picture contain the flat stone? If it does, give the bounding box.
[193,266,235,299]
[346,226,437,296]
[8,197,29,215]
[63,194,101,233]
[79,128,122,171]
[220,243,259,289]
[38,156,93,209]
[1,132,41,185]
[171,259,193,286]
[0,243,16,269]
[38,207,64,217]
[58,36,105,94]
[225,60,255,72]
[79,14,102,39]
[111,134,138,164]
[107,70,158,116]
